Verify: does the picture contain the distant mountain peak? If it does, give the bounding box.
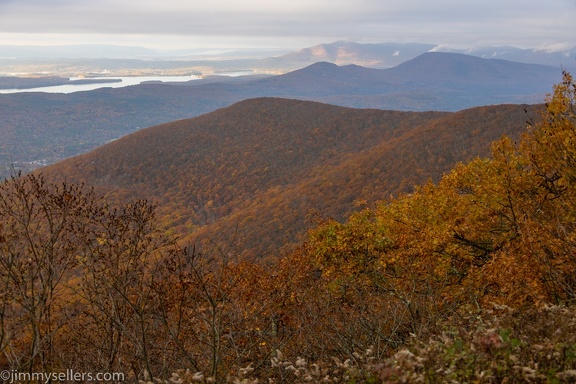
[391,51,559,72]
[305,61,340,69]
[263,41,575,71]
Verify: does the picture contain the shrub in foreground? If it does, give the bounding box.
[142,304,576,383]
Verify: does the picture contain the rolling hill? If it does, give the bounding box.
[0,52,562,178]
[39,97,541,257]
[246,52,561,109]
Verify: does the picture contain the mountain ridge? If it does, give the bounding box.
[1,51,562,177]
[38,97,541,256]
[261,41,576,69]
[2,41,574,69]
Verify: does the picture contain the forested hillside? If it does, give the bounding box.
[1,73,575,383]
[40,99,538,256]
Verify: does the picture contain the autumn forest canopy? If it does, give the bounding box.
[1,73,576,382]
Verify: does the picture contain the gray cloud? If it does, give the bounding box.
[0,0,574,49]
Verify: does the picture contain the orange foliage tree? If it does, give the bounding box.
[304,71,576,345]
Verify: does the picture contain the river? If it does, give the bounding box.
[0,75,202,94]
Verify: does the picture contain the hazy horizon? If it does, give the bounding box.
[1,0,575,52]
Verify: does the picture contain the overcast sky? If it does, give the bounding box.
[0,0,575,51]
